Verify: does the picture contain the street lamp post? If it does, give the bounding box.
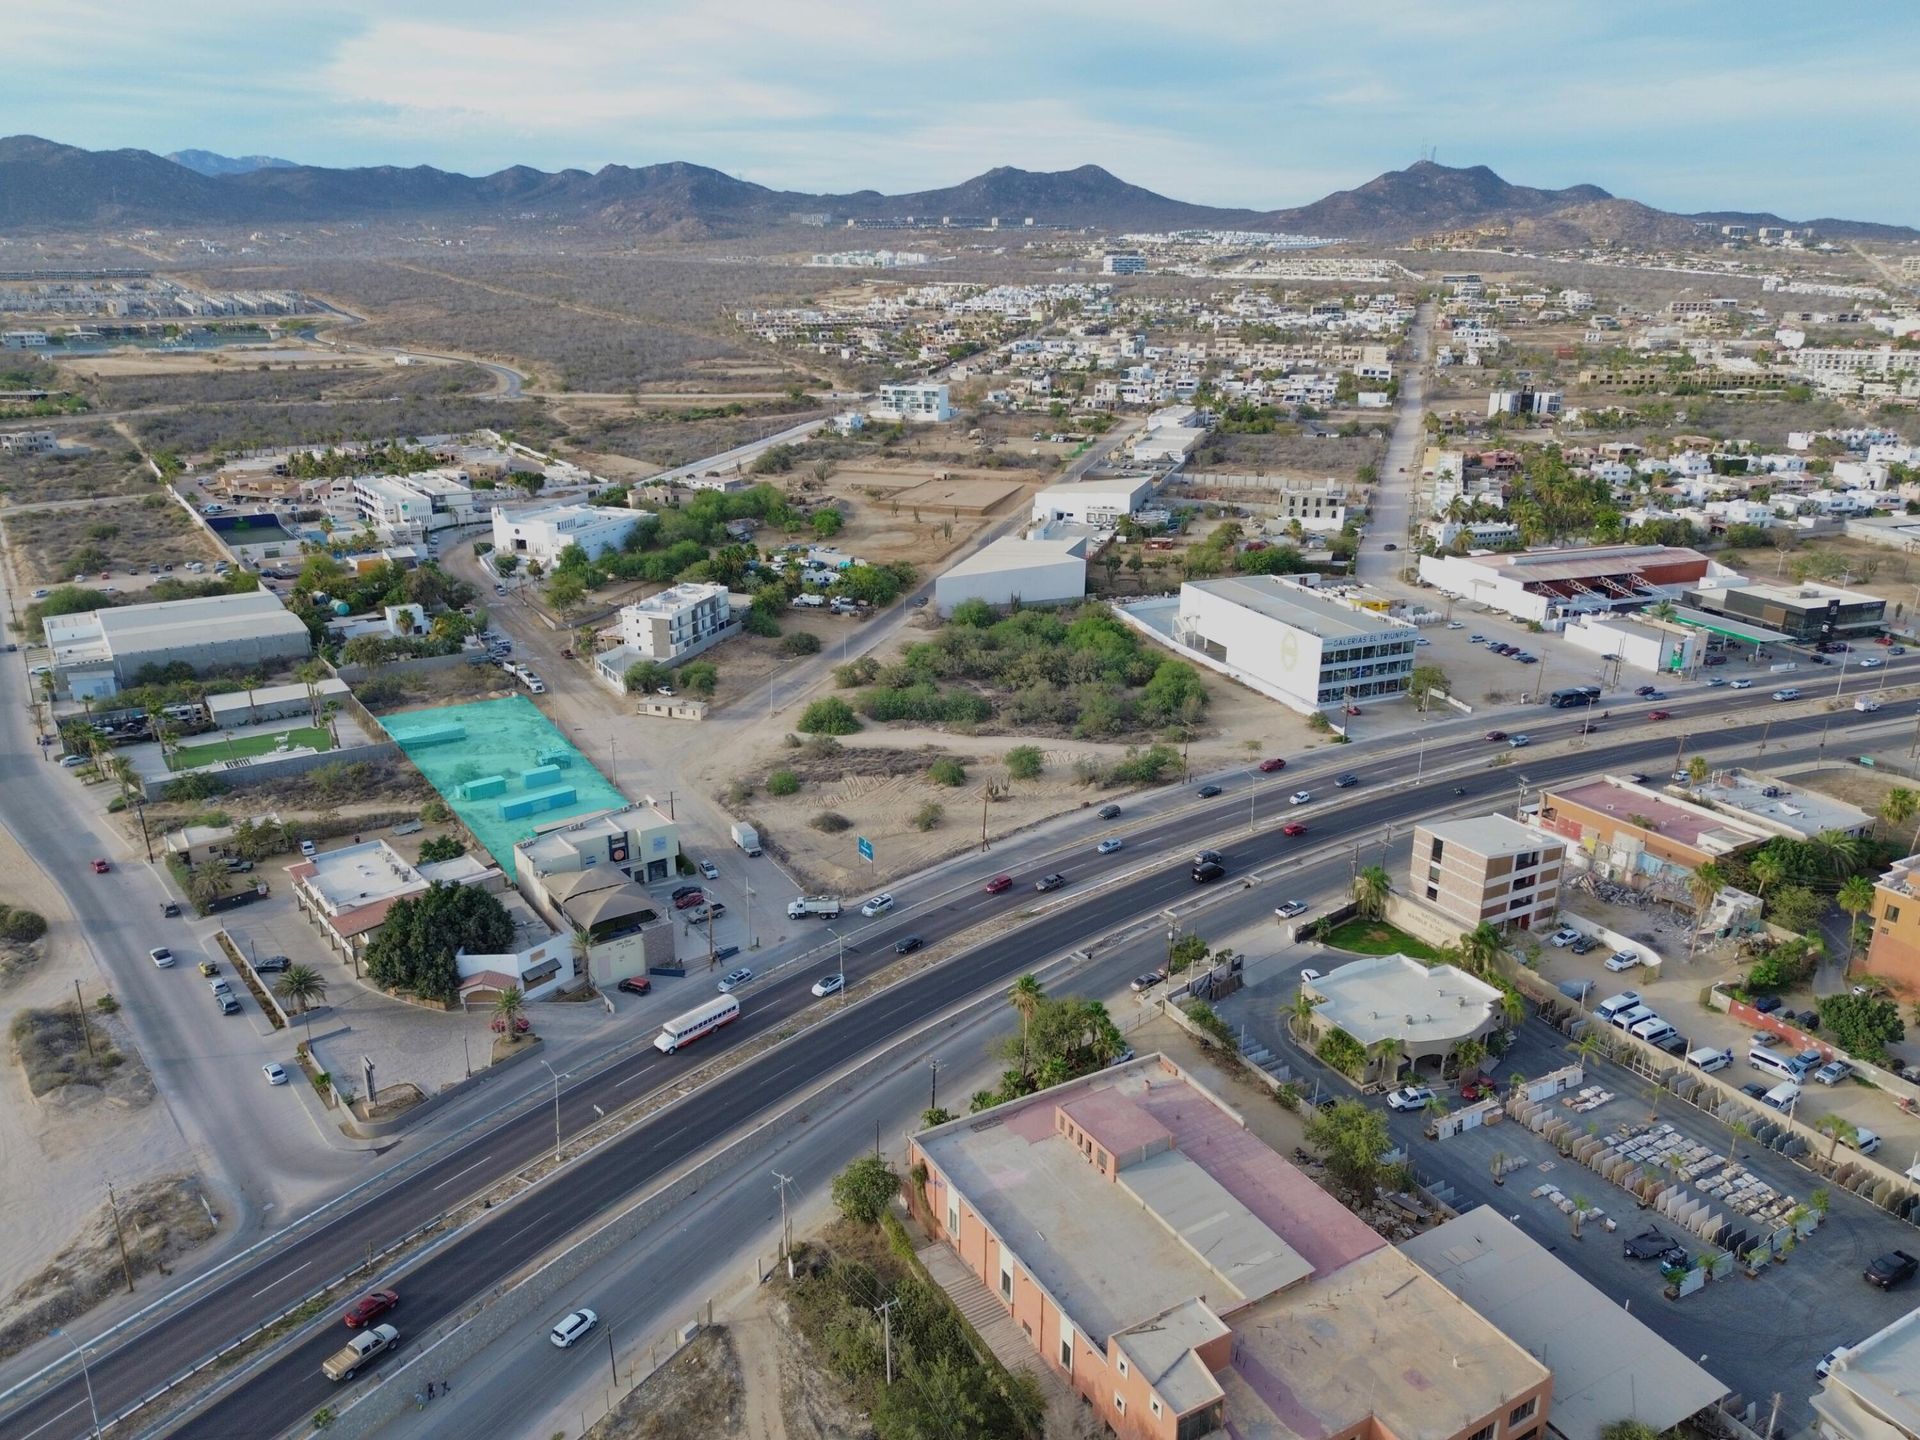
[51,1328,100,1440]
[536,1058,563,1162]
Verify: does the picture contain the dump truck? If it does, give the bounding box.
[730,821,763,857]
[323,1323,399,1381]
[786,895,843,920]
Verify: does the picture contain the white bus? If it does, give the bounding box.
[654,994,741,1054]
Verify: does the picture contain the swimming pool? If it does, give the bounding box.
[380,696,626,868]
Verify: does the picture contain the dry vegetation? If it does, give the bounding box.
[3,492,213,583]
[123,391,560,459]
[0,426,153,505]
[1197,426,1387,479]
[584,1327,745,1440]
[70,355,492,411]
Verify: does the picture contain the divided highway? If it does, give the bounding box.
[5,692,1908,1439]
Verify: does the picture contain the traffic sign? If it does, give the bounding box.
[857,836,874,862]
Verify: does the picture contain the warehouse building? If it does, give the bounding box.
[1157,576,1417,714]
[932,535,1087,615]
[1418,544,1719,625]
[1031,475,1158,528]
[46,590,312,701]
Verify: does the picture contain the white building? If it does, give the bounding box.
[593,582,737,690]
[1165,576,1419,714]
[1,330,50,348]
[490,503,642,567]
[1100,253,1146,275]
[1030,475,1157,528]
[1488,389,1563,418]
[46,589,312,701]
[1560,614,1702,675]
[1811,1305,1920,1440]
[349,468,478,539]
[1263,487,1349,534]
[871,382,952,423]
[1423,518,1520,548]
[932,536,1087,615]
[0,429,57,454]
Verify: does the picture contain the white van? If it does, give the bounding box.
[1687,1046,1733,1073]
[1611,1005,1655,1032]
[1855,697,1882,713]
[1748,1046,1803,1080]
[1594,992,1642,1023]
[1761,1081,1801,1112]
[1633,1019,1680,1048]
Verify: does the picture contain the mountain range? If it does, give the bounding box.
[0,134,1911,243]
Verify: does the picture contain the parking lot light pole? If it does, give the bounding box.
[51,1329,99,1439]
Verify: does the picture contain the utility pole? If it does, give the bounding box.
[1671,731,1686,779]
[105,1182,134,1294]
[981,789,989,853]
[774,1170,796,1279]
[928,1059,939,1114]
[75,979,96,1061]
[874,1298,899,1385]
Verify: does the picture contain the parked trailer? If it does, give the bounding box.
[654,994,741,1054]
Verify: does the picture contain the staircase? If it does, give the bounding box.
[916,1237,1081,1429]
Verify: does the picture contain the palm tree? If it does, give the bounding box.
[1749,849,1786,899]
[1451,1036,1487,1081]
[319,699,342,748]
[186,864,230,912]
[1352,864,1391,921]
[493,985,526,1044]
[1496,983,1525,1029]
[1880,787,1917,836]
[569,924,594,986]
[1371,1035,1404,1085]
[1723,1116,1751,1169]
[276,965,328,1043]
[1688,860,1727,929]
[1815,1112,1859,1167]
[1457,922,1505,978]
[1008,974,1044,1074]
[1837,874,1876,964]
[1686,754,1710,786]
[295,659,327,726]
[1287,988,1318,1037]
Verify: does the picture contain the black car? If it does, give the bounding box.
[1197,784,1223,798]
[712,944,741,963]
[160,900,181,918]
[1034,873,1067,892]
[894,935,924,955]
[253,954,292,973]
[1623,1228,1683,1263]
[1097,803,1122,820]
[1191,860,1225,884]
[1739,1082,1770,1100]
[1569,935,1598,955]
[670,884,703,901]
[1752,994,1783,1014]
[1333,773,1359,788]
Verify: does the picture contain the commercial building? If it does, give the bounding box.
[908,1056,1551,1440]
[205,677,349,728]
[1166,576,1417,713]
[1685,767,1871,839]
[1100,253,1147,275]
[512,802,681,987]
[513,800,680,896]
[871,382,952,423]
[1812,1300,1920,1440]
[1404,1209,1727,1440]
[1411,814,1566,932]
[1030,475,1157,528]
[490,503,642,567]
[348,468,479,539]
[1866,852,1920,997]
[932,535,1087,615]
[1129,404,1208,467]
[1537,776,1774,899]
[45,590,311,701]
[592,582,736,690]
[1302,955,1504,1082]
[1560,613,1702,675]
[1417,544,1717,625]
[1682,578,1885,644]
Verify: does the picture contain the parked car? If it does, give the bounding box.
[1034,873,1067,892]
[1096,837,1124,855]
[617,976,652,996]
[1386,1085,1435,1111]
[550,1309,599,1348]
[1257,757,1287,773]
[1623,1228,1688,1267]
[1570,935,1598,955]
[1814,1059,1854,1086]
[1196,784,1223,798]
[810,973,845,997]
[711,944,741,964]
[672,889,705,911]
[1752,994,1784,1014]
[1274,900,1308,919]
[253,953,291,973]
[983,875,1014,895]
[1130,972,1164,993]
[1864,1250,1918,1290]
[719,968,754,993]
[1548,927,1581,947]
[59,754,88,769]
[343,1290,401,1329]
[699,860,720,881]
[1605,950,1641,972]
[198,960,219,977]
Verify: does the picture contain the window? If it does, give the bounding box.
[1114,1394,1127,1417]
[1425,886,1438,901]
[1430,838,1444,861]
[1118,1357,1129,1378]
[1059,1325,1073,1372]
[1508,1399,1538,1428]
[1468,1423,1496,1440]
[1887,904,1902,923]
[999,1256,1013,1303]
[947,1195,959,1236]
[1151,1397,1164,1418]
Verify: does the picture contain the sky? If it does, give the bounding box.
[9,0,1920,224]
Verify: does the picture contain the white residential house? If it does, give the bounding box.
[490,503,644,567]
[871,382,952,423]
[0,429,58,454]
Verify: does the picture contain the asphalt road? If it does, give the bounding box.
[1356,299,1432,584]
[7,680,1909,1440]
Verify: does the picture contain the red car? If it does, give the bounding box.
[90,858,110,874]
[1482,730,1507,742]
[1458,1079,1490,1102]
[983,875,1013,895]
[1257,757,1287,773]
[342,1290,399,1328]
[1282,822,1307,837]
[1647,709,1672,721]
[672,889,705,910]
[617,976,652,996]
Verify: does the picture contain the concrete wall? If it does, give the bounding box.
[168,739,401,792]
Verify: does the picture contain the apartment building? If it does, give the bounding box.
[592,582,736,690]
[349,468,479,538]
[1411,815,1565,931]
[490,502,642,566]
[910,1056,1551,1440]
[1866,853,1920,996]
[1101,253,1147,275]
[871,381,952,423]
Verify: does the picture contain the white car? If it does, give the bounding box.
[1547,927,1581,948]
[1858,657,1883,669]
[1771,688,1801,701]
[699,860,720,881]
[149,947,175,968]
[549,1308,598,1349]
[1386,1085,1435,1111]
[810,973,845,998]
[1096,837,1124,855]
[1445,620,1464,629]
[1288,790,1312,806]
[718,967,754,993]
[1274,900,1309,919]
[59,754,88,768]
[1300,967,1323,985]
[1507,735,1530,748]
[1730,678,1753,689]
[860,893,895,917]
[1605,950,1641,972]
[262,1062,289,1085]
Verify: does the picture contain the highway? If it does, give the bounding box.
[5,679,1909,1439]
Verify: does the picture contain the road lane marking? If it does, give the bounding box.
[17,1395,88,1440]
[249,1260,313,1298]
[431,1154,494,1192]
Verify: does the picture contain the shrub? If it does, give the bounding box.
[678,660,719,697]
[797,696,861,735]
[0,906,49,943]
[830,1153,900,1225]
[767,769,801,797]
[1316,1026,1368,1078]
[421,798,452,824]
[1004,744,1044,780]
[948,597,995,628]
[913,802,944,831]
[742,607,781,638]
[1106,743,1180,786]
[833,655,880,687]
[927,757,968,787]
[417,834,465,863]
[781,631,821,656]
[810,811,851,833]
[725,779,754,804]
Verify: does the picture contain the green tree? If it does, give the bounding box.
[1749,849,1786,898]
[1686,754,1709,786]
[492,985,527,1043]
[830,1153,900,1225]
[1004,745,1044,781]
[364,883,515,1004]
[546,571,589,621]
[623,660,673,695]
[1836,875,1876,962]
[810,507,844,539]
[417,834,465,863]
[1457,922,1506,978]
[1008,974,1045,1073]
[1816,991,1905,1061]
[1304,1099,1391,1203]
[1814,1111,1860,1165]
[1352,864,1391,921]
[275,965,327,1014]
[797,696,861,735]
[678,660,720,697]
[1316,1026,1368,1077]
[1881,787,1919,834]
[1767,884,1825,936]
[1407,663,1451,708]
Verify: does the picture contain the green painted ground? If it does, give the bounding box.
[1318,917,1447,962]
[169,725,332,771]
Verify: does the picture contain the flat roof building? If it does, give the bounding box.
[1866,852,1920,998]
[1683,578,1885,643]
[593,582,736,690]
[932,535,1087,615]
[1303,954,1504,1081]
[490,502,643,567]
[289,840,495,960]
[1031,475,1157,528]
[1412,813,1567,933]
[349,468,478,538]
[1419,544,1718,624]
[1538,776,1774,900]
[1810,1304,1920,1440]
[1163,575,1418,714]
[871,381,952,423]
[511,802,679,988]
[45,589,311,701]
[909,1055,1551,1440]
[1685,767,1872,839]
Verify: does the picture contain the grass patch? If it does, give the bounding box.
[1319,918,1447,962]
[167,725,332,771]
[10,1006,121,1095]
